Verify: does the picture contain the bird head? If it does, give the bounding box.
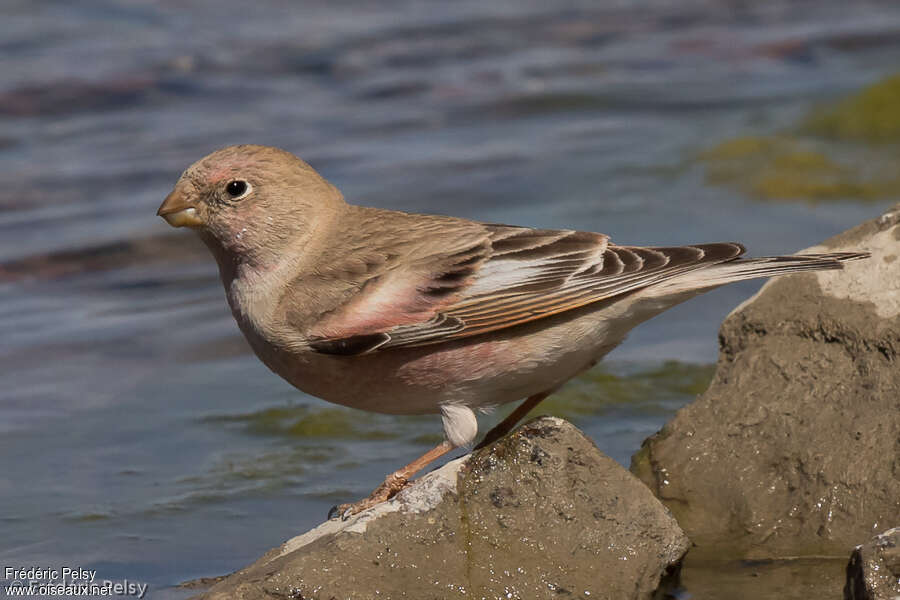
[158,144,345,266]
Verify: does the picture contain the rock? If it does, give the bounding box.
[679,554,849,600]
[632,204,900,559]
[845,527,900,600]
[201,417,689,600]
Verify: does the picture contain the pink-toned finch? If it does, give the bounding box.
[158,145,867,518]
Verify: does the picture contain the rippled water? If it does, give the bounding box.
[2,1,899,597]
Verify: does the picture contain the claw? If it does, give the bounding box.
[325,441,455,522]
[328,476,411,520]
[327,502,354,521]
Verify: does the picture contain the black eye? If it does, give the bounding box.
[225,180,250,199]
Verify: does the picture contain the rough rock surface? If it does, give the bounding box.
[201,417,689,600]
[633,204,900,559]
[845,527,900,600]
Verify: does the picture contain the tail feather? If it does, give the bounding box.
[719,251,868,278]
[649,251,869,294]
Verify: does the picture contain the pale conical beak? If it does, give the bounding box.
[157,190,203,228]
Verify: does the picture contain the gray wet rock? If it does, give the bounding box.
[200,417,689,600]
[845,527,900,600]
[633,204,900,560]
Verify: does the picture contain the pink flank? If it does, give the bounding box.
[310,268,459,339]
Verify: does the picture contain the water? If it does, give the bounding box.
[2,1,899,597]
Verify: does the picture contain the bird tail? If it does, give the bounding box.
[650,251,869,295]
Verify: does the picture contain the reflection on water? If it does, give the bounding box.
[2,0,900,596]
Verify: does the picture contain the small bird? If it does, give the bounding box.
[157,145,867,518]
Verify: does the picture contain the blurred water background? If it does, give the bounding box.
[2,1,900,597]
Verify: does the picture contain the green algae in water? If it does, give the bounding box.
[699,73,900,203]
[62,508,115,523]
[524,360,714,421]
[177,447,321,487]
[700,135,897,203]
[629,443,653,483]
[156,447,331,511]
[204,405,408,440]
[804,74,900,143]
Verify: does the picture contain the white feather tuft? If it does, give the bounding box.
[440,404,478,448]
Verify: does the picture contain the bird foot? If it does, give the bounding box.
[328,473,410,520]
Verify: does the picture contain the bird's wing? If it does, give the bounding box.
[298,219,746,355]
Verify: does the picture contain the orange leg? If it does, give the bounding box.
[331,391,551,520]
[475,391,550,449]
[330,440,454,520]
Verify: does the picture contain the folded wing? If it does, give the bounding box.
[304,221,748,355]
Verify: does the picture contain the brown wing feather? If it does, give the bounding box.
[376,239,745,349]
[306,218,746,354]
